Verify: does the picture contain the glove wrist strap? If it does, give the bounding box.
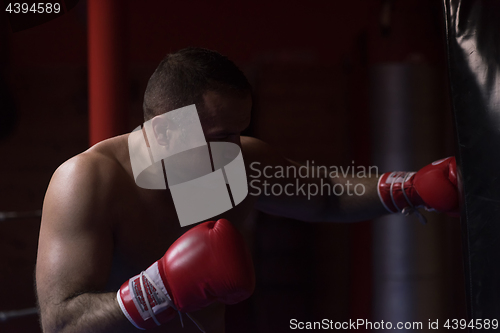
[378,172,413,212]
[378,171,427,224]
[117,261,176,330]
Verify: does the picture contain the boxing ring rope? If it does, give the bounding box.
[0,308,39,322]
[1,0,127,326]
[0,209,41,222]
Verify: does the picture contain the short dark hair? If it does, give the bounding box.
[143,47,251,121]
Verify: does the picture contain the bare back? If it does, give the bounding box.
[36,134,259,333]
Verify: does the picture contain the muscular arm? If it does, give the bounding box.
[36,154,136,333]
[242,137,388,222]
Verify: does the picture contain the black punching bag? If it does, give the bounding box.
[443,0,500,325]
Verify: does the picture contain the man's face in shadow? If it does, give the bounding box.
[150,90,251,183]
[197,90,252,146]
[152,90,251,146]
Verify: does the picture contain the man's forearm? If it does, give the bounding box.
[327,156,460,222]
[254,172,388,223]
[41,292,135,333]
[322,176,388,222]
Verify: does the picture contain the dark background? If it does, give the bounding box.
[0,0,465,332]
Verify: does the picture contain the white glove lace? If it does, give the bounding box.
[140,271,206,333]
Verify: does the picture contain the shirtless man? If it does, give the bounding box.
[35,48,459,333]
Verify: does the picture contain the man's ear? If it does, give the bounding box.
[151,116,169,146]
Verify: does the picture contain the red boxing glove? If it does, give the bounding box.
[378,157,459,219]
[117,219,255,330]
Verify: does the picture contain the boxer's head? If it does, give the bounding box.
[144,48,252,145]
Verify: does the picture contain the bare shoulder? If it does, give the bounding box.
[54,134,130,187]
[241,135,269,150]
[37,138,131,309]
[44,135,132,228]
[51,147,121,198]
[241,135,292,167]
[240,136,276,163]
